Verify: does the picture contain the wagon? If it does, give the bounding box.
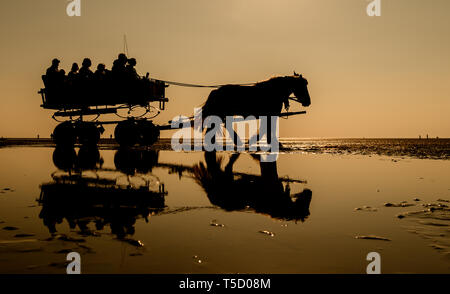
[39,72,168,146]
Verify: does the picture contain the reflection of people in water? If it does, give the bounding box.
[193,152,312,222]
[38,191,158,238]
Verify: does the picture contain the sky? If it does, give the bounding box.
[0,0,449,138]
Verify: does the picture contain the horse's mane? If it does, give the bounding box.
[254,76,288,86]
[254,75,305,87]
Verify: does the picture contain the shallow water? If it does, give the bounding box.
[279,138,450,160]
[0,143,449,273]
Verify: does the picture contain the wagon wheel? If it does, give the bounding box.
[52,146,77,171]
[53,121,76,146]
[76,122,101,146]
[77,145,101,170]
[114,120,139,147]
[138,120,160,146]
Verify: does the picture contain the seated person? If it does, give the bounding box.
[125,58,140,79]
[112,53,127,74]
[94,63,108,80]
[45,58,61,86]
[111,53,129,99]
[94,63,110,102]
[58,69,66,83]
[79,58,94,80]
[67,63,79,80]
[44,59,66,105]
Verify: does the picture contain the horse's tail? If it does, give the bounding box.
[194,105,204,131]
[194,89,217,131]
[202,89,219,117]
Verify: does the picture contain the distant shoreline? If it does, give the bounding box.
[1,137,449,148]
[1,137,449,160]
[1,137,449,141]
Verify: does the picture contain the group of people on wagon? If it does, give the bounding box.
[43,54,148,106]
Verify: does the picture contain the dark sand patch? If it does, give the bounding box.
[355,235,391,241]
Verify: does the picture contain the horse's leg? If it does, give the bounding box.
[258,116,273,145]
[248,133,258,151]
[268,116,281,146]
[224,153,240,175]
[206,128,216,144]
[206,126,220,145]
[233,129,242,149]
[267,119,272,145]
[225,124,244,151]
[204,150,218,171]
[258,116,281,152]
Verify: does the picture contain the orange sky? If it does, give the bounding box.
[0,0,449,138]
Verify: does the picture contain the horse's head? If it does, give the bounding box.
[291,72,311,107]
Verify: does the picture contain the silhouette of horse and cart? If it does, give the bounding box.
[39,64,311,147]
[39,147,313,238]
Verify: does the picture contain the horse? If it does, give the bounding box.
[201,72,310,119]
[198,73,311,146]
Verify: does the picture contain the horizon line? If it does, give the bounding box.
[1,137,449,140]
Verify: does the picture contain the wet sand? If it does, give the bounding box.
[0,142,449,273]
[1,138,449,159]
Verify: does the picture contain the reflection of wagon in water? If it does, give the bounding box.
[39,150,167,238]
[39,71,169,147]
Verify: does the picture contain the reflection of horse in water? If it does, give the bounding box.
[193,152,312,222]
